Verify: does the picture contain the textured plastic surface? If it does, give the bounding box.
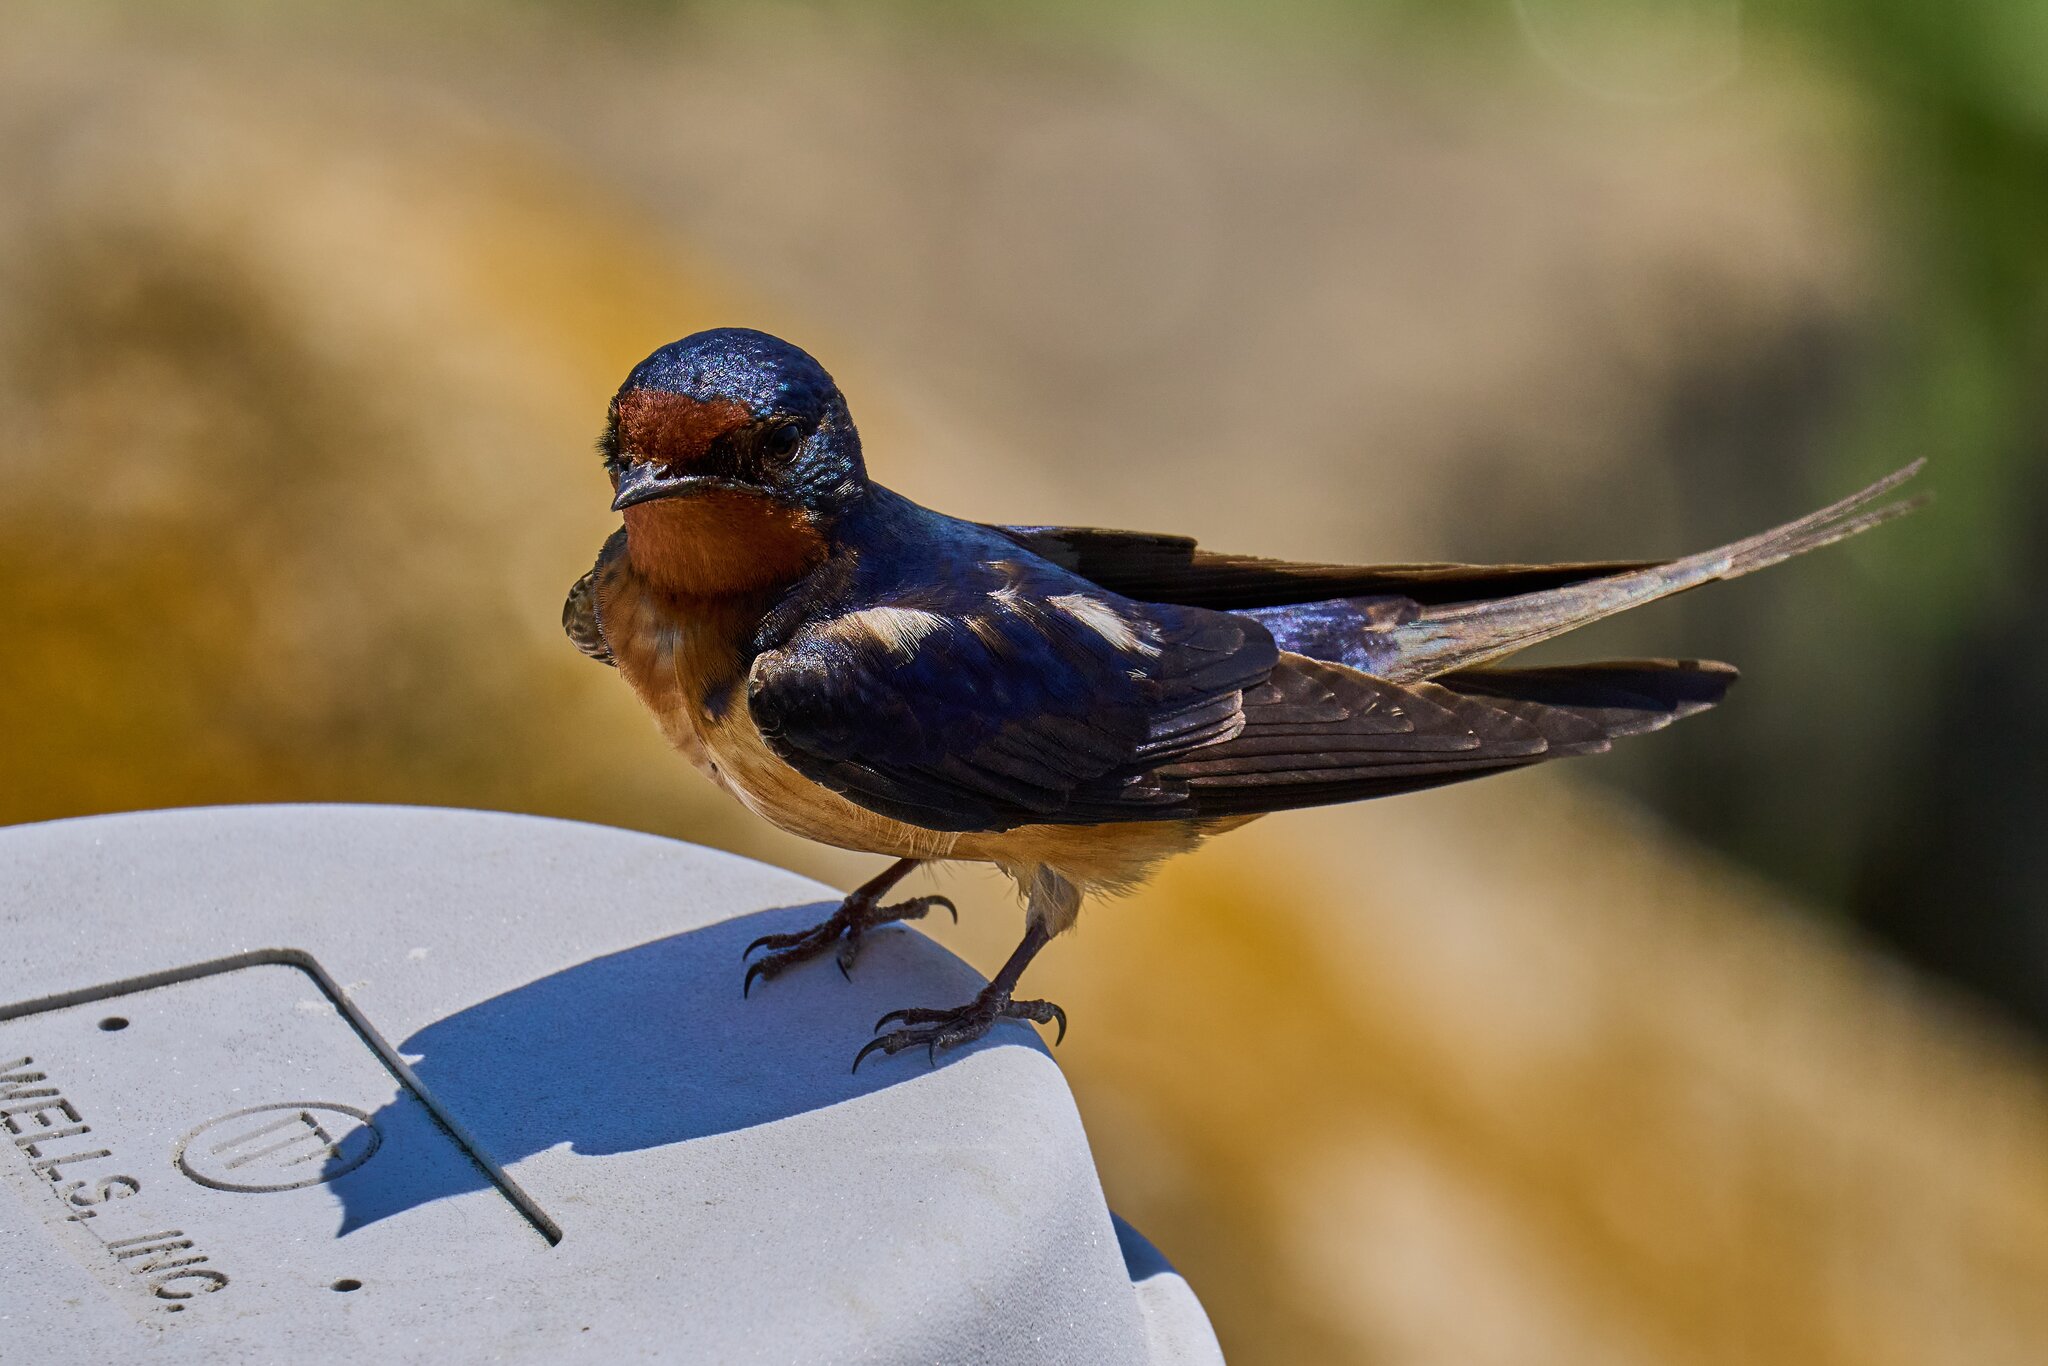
[0,805,1222,1364]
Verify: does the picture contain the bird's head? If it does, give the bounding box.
[600,328,864,595]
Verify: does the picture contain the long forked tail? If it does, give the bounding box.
[1377,461,1927,684]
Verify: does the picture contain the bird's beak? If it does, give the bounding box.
[611,462,711,512]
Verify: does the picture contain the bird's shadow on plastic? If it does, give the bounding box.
[327,902,1034,1235]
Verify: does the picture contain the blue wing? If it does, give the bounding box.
[745,484,1789,833]
[744,566,1729,833]
[747,577,1276,832]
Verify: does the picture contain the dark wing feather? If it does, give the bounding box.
[1151,654,1604,816]
[748,592,1277,832]
[1439,659,1736,738]
[1153,656,1738,816]
[752,592,1732,827]
[989,523,1651,610]
[563,565,614,666]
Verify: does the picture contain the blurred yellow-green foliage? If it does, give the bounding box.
[4,3,2047,1362]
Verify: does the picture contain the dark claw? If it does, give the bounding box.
[1005,998,1065,1045]
[873,1006,954,1032]
[835,932,864,981]
[853,993,1070,1072]
[739,888,949,996]
[744,922,834,960]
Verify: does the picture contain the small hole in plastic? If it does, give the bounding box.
[97,1017,128,1032]
[331,1278,362,1293]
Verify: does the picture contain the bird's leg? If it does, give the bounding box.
[742,857,955,997]
[852,919,1065,1072]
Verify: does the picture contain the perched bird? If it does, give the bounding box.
[566,327,1922,1070]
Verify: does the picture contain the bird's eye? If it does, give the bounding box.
[763,422,804,460]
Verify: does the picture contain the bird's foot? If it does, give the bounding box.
[851,987,1067,1072]
[742,891,956,997]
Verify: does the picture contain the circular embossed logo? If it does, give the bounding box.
[173,1102,381,1193]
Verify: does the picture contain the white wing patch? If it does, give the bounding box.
[835,605,951,659]
[1047,593,1160,656]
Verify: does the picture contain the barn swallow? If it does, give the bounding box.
[566,328,1923,1070]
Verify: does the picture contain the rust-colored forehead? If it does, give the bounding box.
[614,390,753,464]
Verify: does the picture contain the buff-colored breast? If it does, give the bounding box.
[599,555,958,860]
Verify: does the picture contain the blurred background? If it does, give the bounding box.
[3,1,2045,1361]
